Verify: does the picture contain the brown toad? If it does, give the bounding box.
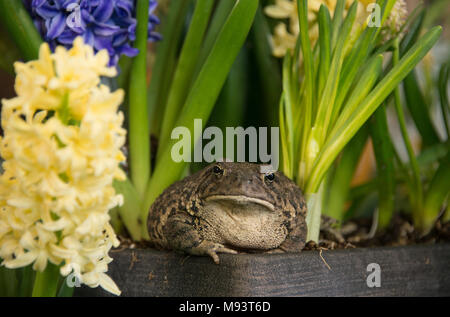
[147,162,307,263]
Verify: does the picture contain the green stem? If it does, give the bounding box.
[306,182,325,243]
[32,263,60,297]
[392,39,423,222]
[422,150,450,234]
[129,0,151,198]
[0,0,42,61]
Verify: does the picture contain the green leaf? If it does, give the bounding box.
[0,266,19,297]
[250,5,282,126]
[0,26,21,74]
[314,1,357,143]
[297,0,314,179]
[399,9,425,55]
[438,62,450,138]
[129,0,151,197]
[422,150,450,234]
[399,9,440,148]
[316,5,331,101]
[370,106,396,229]
[17,266,35,297]
[325,126,369,221]
[57,277,75,297]
[330,0,345,48]
[334,27,378,123]
[148,0,191,137]
[209,47,248,129]
[306,26,442,194]
[392,39,424,225]
[0,0,42,61]
[331,55,383,137]
[280,53,295,178]
[194,0,238,73]
[32,263,60,297]
[113,178,144,241]
[403,71,441,147]
[158,0,215,162]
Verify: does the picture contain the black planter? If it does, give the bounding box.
[75,243,450,296]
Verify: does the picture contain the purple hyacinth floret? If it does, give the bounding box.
[24,0,161,66]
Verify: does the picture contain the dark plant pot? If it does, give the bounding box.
[75,243,450,296]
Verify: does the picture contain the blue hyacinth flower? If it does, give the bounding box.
[24,0,161,66]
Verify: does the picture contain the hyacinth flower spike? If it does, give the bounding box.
[0,38,127,295]
[25,0,161,66]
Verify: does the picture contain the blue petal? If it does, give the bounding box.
[149,0,158,13]
[112,30,128,46]
[117,44,139,57]
[94,36,114,53]
[114,0,133,19]
[93,22,120,36]
[93,0,114,23]
[35,4,59,19]
[53,0,66,10]
[149,15,160,25]
[83,29,95,47]
[32,0,47,8]
[57,29,78,45]
[46,13,67,40]
[109,54,119,67]
[127,23,136,38]
[149,32,162,42]
[61,0,79,9]
[81,9,95,24]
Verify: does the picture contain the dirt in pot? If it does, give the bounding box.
[304,213,450,251]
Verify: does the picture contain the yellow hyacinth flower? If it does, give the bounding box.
[0,38,126,295]
[265,0,407,57]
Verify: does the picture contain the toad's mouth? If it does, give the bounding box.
[204,195,275,212]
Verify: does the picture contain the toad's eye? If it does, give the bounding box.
[213,165,223,175]
[265,173,275,182]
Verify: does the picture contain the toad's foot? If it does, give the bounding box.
[191,241,238,264]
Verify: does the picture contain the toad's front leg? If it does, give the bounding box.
[163,213,237,264]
